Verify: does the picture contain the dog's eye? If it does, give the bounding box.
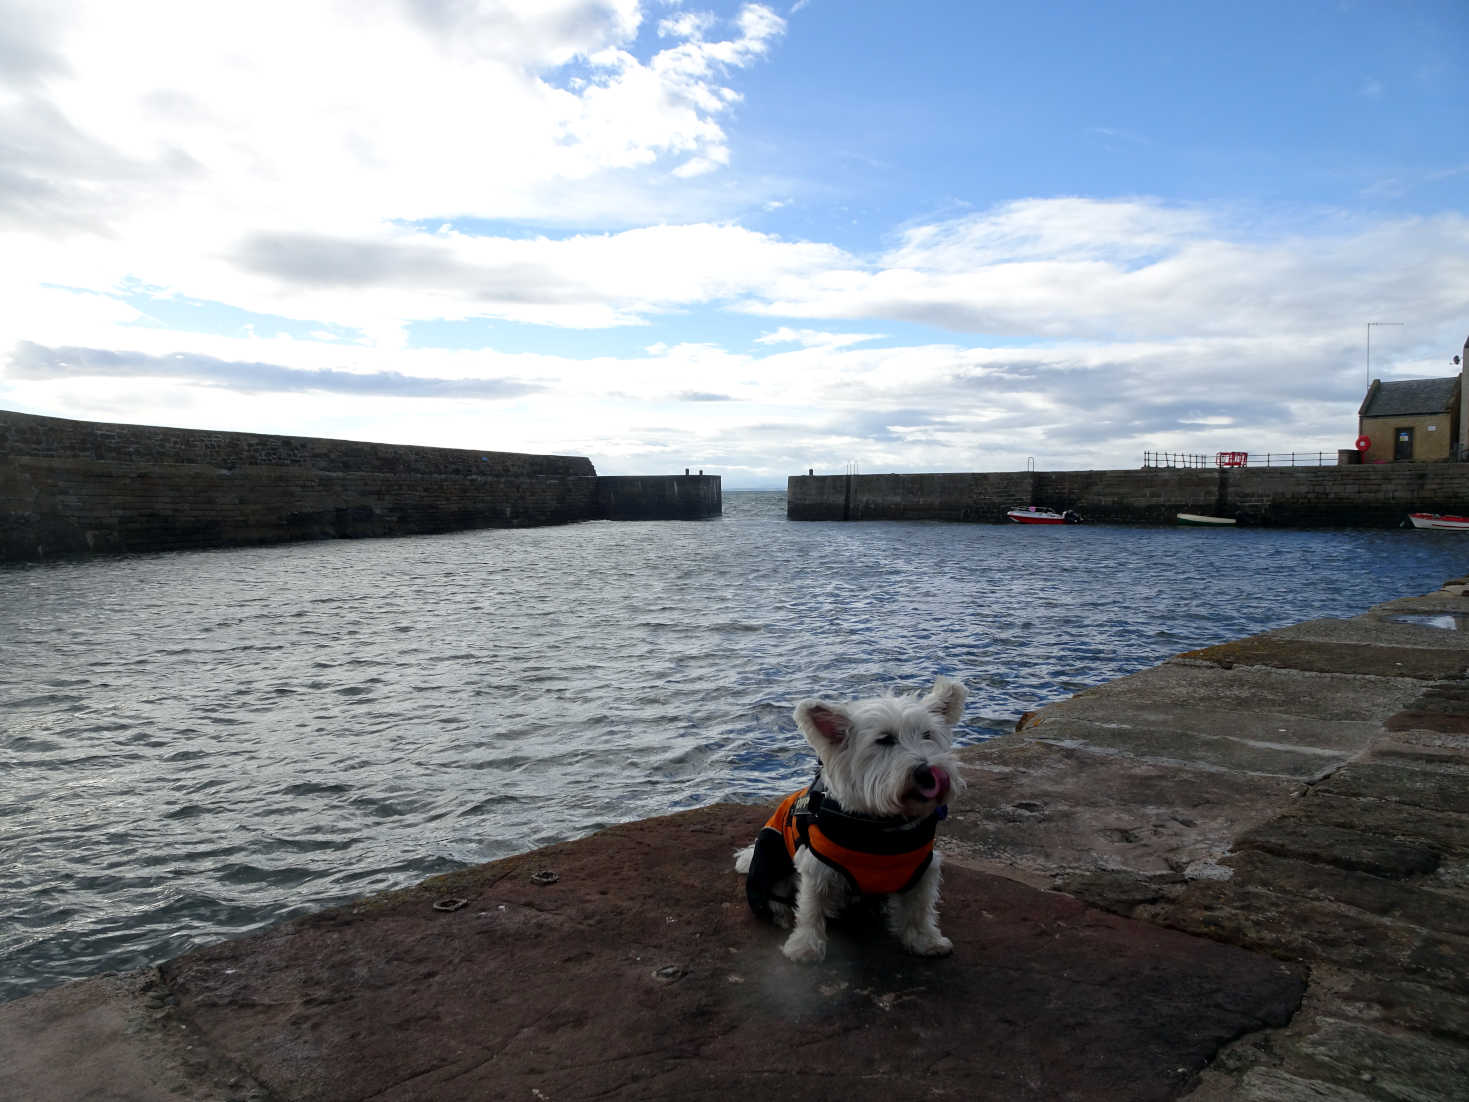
[876,733,897,747]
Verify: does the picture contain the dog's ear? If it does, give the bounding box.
[923,676,966,726]
[795,700,852,752]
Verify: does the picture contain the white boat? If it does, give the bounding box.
[1176,513,1236,526]
[1408,512,1469,531]
[1007,506,1081,525]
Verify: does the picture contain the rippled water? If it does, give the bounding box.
[3,492,1466,1001]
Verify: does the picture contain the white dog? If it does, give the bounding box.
[735,676,967,963]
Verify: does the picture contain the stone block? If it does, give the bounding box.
[1236,820,1442,879]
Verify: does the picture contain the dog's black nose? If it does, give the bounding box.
[911,764,948,800]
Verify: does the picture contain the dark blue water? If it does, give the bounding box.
[3,492,1465,1001]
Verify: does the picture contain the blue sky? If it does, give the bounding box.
[2,0,1465,487]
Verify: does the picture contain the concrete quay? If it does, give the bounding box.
[4,585,1469,1100]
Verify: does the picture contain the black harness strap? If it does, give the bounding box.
[795,770,941,896]
[745,827,796,921]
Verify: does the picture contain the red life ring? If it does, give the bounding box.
[1355,435,1371,451]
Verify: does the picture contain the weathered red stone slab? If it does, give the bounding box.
[160,805,1303,1101]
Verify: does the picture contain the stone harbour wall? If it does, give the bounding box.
[0,408,594,477]
[1220,463,1469,527]
[0,410,718,561]
[789,464,1469,526]
[786,472,1037,522]
[594,474,722,520]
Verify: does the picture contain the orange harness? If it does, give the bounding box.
[745,774,942,920]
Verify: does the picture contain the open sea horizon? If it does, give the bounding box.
[3,490,1466,1002]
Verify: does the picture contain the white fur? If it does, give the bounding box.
[734,675,966,963]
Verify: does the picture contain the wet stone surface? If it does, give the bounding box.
[151,805,1302,1102]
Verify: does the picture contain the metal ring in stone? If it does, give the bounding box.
[530,870,560,885]
[433,897,469,912]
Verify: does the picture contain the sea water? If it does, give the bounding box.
[2,491,1464,1001]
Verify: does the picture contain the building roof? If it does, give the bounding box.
[1360,377,1460,418]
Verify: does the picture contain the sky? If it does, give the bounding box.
[2,1,1466,488]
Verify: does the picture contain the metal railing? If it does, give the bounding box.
[1142,451,1212,468]
[1142,451,1339,469]
[1252,452,1338,466]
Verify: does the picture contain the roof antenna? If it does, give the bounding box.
[1366,321,1403,387]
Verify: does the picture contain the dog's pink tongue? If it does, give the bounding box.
[918,766,950,800]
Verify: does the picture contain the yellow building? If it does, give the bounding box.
[1358,377,1460,463]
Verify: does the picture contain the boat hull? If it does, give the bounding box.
[1007,507,1079,525]
[1408,513,1469,530]
[1176,513,1236,526]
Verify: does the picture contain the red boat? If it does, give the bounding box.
[1007,506,1082,525]
[1408,512,1469,531]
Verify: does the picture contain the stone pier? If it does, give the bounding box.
[0,409,720,561]
[788,467,1469,526]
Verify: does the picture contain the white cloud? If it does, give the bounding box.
[207,221,848,332]
[672,151,730,177]
[739,201,1469,345]
[886,198,1211,270]
[7,194,1467,483]
[0,1,797,348]
[2,5,1464,487]
[659,10,716,38]
[0,2,788,264]
[755,327,884,348]
[394,0,645,66]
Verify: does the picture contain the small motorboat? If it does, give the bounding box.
[1007,506,1081,525]
[1176,513,1237,526]
[1408,512,1469,530]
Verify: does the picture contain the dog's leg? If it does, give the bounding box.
[886,851,953,956]
[782,848,836,963]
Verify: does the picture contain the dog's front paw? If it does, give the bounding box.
[782,927,827,963]
[900,928,953,957]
